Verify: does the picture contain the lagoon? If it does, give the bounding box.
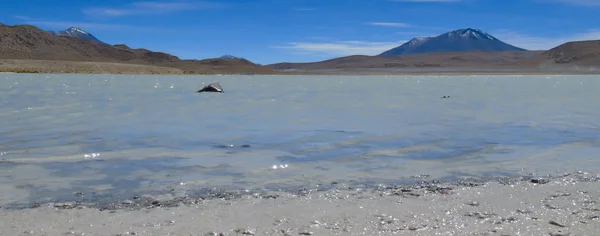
[1,74,600,206]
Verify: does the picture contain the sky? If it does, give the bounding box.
[1,0,599,65]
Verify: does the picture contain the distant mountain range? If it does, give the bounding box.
[380,28,525,56]
[266,27,600,72]
[47,27,107,45]
[266,38,600,71]
[0,24,273,74]
[0,23,598,74]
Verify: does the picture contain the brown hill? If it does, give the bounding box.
[268,40,600,73]
[539,40,600,66]
[0,24,273,74]
[267,51,542,71]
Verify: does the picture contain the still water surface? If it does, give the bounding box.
[1,74,600,205]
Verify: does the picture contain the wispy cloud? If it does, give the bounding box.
[492,29,600,50]
[22,20,140,31]
[547,0,600,6]
[272,40,405,56]
[369,22,411,27]
[83,1,223,17]
[14,15,39,21]
[388,0,462,2]
[20,19,198,35]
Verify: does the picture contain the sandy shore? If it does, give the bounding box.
[2,59,600,75]
[1,172,599,236]
[0,59,187,74]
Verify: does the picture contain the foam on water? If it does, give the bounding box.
[1,74,600,205]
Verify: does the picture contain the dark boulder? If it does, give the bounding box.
[197,82,223,93]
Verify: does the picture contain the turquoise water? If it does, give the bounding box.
[1,74,600,205]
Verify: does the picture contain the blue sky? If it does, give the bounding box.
[1,0,599,64]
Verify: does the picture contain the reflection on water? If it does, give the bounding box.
[1,74,600,205]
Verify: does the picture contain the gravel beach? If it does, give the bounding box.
[1,172,599,236]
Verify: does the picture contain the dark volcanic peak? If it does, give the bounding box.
[48,27,106,45]
[380,28,525,56]
[443,28,498,41]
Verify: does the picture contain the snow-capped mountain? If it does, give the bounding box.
[48,27,106,45]
[380,28,525,56]
[220,55,245,60]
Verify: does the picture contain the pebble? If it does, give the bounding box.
[530,178,550,184]
[234,228,255,235]
[502,216,518,223]
[516,209,533,214]
[65,232,85,235]
[54,202,76,209]
[116,232,137,236]
[549,230,571,236]
[466,201,480,206]
[549,220,567,227]
[276,229,291,236]
[122,200,134,205]
[551,192,571,198]
[298,231,314,235]
[274,219,285,225]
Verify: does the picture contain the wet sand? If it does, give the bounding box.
[1,172,599,236]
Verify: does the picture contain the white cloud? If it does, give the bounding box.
[22,19,197,35]
[14,16,39,21]
[369,22,411,27]
[492,29,600,50]
[83,1,223,17]
[272,41,406,56]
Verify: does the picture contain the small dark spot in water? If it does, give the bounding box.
[15,184,35,189]
[531,178,550,184]
[315,166,329,171]
[241,144,251,148]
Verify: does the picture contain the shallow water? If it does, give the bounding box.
[1,73,600,205]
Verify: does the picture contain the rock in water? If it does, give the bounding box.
[198,82,224,93]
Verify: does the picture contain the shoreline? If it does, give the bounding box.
[2,59,600,76]
[1,171,598,235]
[3,69,600,76]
